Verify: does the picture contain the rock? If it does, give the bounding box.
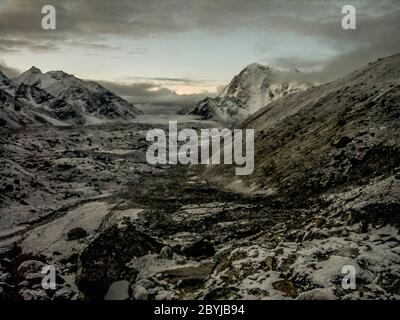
[134,278,157,290]
[296,288,337,300]
[31,284,43,290]
[0,272,11,282]
[104,280,130,300]
[116,221,128,231]
[76,225,163,300]
[19,288,49,300]
[67,227,88,240]
[54,287,75,300]
[332,136,352,148]
[160,246,173,259]
[132,285,148,300]
[311,228,330,240]
[273,280,297,298]
[182,239,215,258]
[18,280,30,288]
[265,256,276,271]
[328,227,349,237]
[314,217,326,228]
[1,282,23,300]
[17,260,47,283]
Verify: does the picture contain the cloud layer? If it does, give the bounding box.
[97,80,214,107]
[0,0,399,105]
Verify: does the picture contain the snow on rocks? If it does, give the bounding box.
[104,280,131,300]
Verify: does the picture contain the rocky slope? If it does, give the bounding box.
[0,67,141,128]
[185,63,309,124]
[1,73,80,127]
[206,54,400,201]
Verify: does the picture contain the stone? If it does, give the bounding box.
[332,136,352,148]
[160,246,173,259]
[19,288,49,300]
[54,287,75,300]
[182,239,215,258]
[17,260,47,283]
[296,288,337,300]
[76,226,162,300]
[133,284,148,300]
[311,228,329,240]
[18,280,30,288]
[265,256,276,271]
[67,227,88,240]
[0,272,11,282]
[273,280,297,298]
[134,278,157,290]
[314,217,326,228]
[104,280,130,300]
[117,221,128,231]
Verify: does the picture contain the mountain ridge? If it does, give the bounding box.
[0,66,142,128]
[185,63,310,124]
[205,53,400,206]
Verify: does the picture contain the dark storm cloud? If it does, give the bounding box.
[264,1,400,81]
[97,80,214,107]
[0,0,399,81]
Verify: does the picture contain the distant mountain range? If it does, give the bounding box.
[0,67,141,128]
[184,63,311,124]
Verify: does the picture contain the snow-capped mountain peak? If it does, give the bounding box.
[186,62,311,124]
[1,67,142,128]
[15,66,44,87]
[14,67,142,123]
[28,66,42,74]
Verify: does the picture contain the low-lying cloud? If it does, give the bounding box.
[97,80,216,107]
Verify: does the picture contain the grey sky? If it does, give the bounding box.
[0,0,399,106]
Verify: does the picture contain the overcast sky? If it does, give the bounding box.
[0,0,399,106]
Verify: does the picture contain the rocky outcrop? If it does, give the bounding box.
[76,224,163,300]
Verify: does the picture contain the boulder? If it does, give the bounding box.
[17,260,46,283]
[19,288,49,300]
[182,239,215,258]
[132,285,148,300]
[76,225,162,300]
[160,246,173,259]
[296,288,337,300]
[67,227,88,241]
[104,280,130,300]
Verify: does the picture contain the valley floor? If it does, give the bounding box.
[0,119,399,300]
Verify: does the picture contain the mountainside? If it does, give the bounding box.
[186,63,309,124]
[0,67,141,128]
[0,71,15,93]
[16,67,141,121]
[1,72,79,127]
[206,54,400,206]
